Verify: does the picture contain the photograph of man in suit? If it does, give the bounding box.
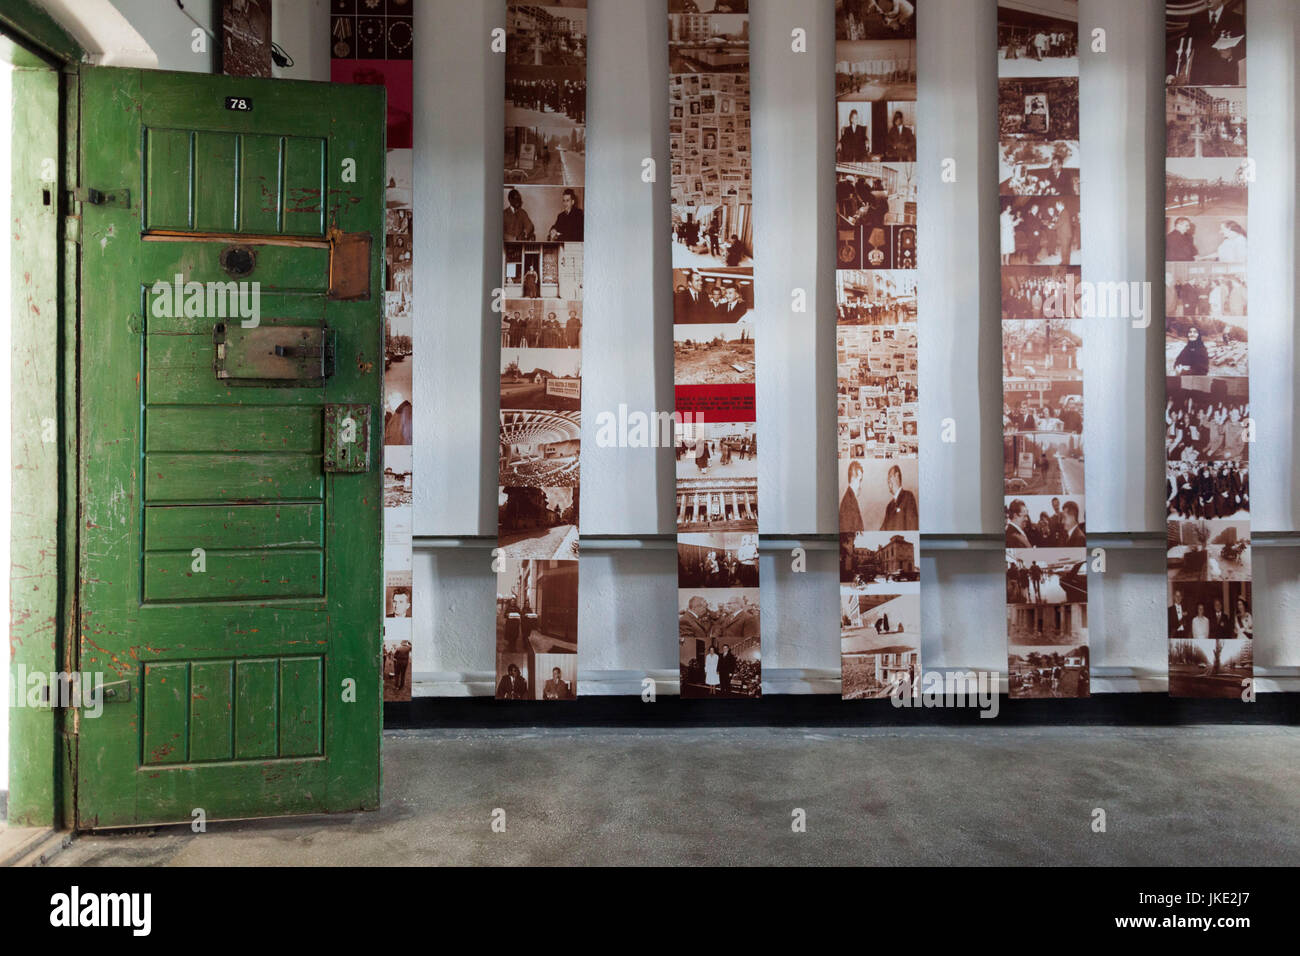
[679,595,717,644]
[1209,597,1233,641]
[1168,588,1190,639]
[543,666,571,700]
[880,464,919,531]
[1061,500,1086,547]
[675,270,712,323]
[839,108,869,162]
[1180,0,1245,87]
[717,644,737,694]
[840,460,865,533]
[548,187,584,242]
[496,662,529,700]
[1167,217,1198,261]
[1006,498,1033,548]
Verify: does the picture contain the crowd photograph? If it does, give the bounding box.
[1167,517,1250,584]
[676,421,758,480]
[1004,494,1086,548]
[505,66,586,129]
[836,269,917,324]
[678,590,761,698]
[1165,376,1250,462]
[499,409,581,489]
[1165,261,1246,318]
[1003,380,1084,437]
[678,532,760,589]
[1000,265,1081,318]
[838,457,919,532]
[1166,460,1249,520]
[996,4,1079,77]
[999,140,1079,196]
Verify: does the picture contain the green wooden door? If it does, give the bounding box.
[76,67,385,827]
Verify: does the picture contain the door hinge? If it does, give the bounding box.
[75,186,130,208]
[64,215,81,244]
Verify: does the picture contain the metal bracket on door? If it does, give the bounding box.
[75,187,130,208]
[213,323,336,387]
[323,404,372,473]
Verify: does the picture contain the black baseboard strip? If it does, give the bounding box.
[385,693,1300,729]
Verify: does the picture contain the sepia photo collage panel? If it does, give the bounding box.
[835,0,921,700]
[497,1,588,700]
[670,1,761,698]
[1163,0,1251,698]
[332,5,416,701]
[998,1,1089,699]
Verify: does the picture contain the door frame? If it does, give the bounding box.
[2,0,81,828]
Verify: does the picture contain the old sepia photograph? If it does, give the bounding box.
[1167,460,1249,521]
[999,140,1079,195]
[506,124,586,186]
[500,409,581,488]
[1167,517,1250,584]
[672,267,753,322]
[1165,0,1246,87]
[1169,639,1252,698]
[1007,602,1088,650]
[1165,86,1246,156]
[674,321,754,384]
[499,485,579,560]
[668,12,749,73]
[1004,431,1083,497]
[672,202,753,268]
[497,557,579,659]
[1000,196,1080,265]
[996,3,1078,77]
[676,421,759,531]
[841,592,921,699]
[1003,319,1082,381]
[501,347,581,412]
[838,457,919,532]
[1004,494,1086,548]
[1005,547,1088,606]
[501,298,582,349]
[1165,261,1245,318]
[1166,315,1247,377]
[503,241,584,300]
[679,588,761,698]
[1008,643,1089,698]
[1166,375,1250,462]
[836,268,917,324]
[503,185,584,243]
[837,325,919,458]
[505,65,586,129]
[384,311,413,446]
[1168,580,1253,642]
[836,0,917,41]
[840,530,920,590]
[998,77,1079,141]
[678,532,760,589]
[1000,265,1081,318]
[506,3,586,67]
[835,39,917,103]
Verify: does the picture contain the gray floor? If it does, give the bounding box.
[43,725,1300,866]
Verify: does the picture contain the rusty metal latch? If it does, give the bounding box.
[213,323,336,387]
[323,404,371,473]
[76,186,130,208]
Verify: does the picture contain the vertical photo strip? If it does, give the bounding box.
[835,0,921,699]
[498,1,587,700]
[1164,0,1251,698]
[670,1,760,698]
[331,1,416,702]
[998,0,1089,698]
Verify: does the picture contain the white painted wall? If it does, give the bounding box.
[90,0,1300,693]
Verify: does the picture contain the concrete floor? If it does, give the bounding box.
[42,725,1300,866]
